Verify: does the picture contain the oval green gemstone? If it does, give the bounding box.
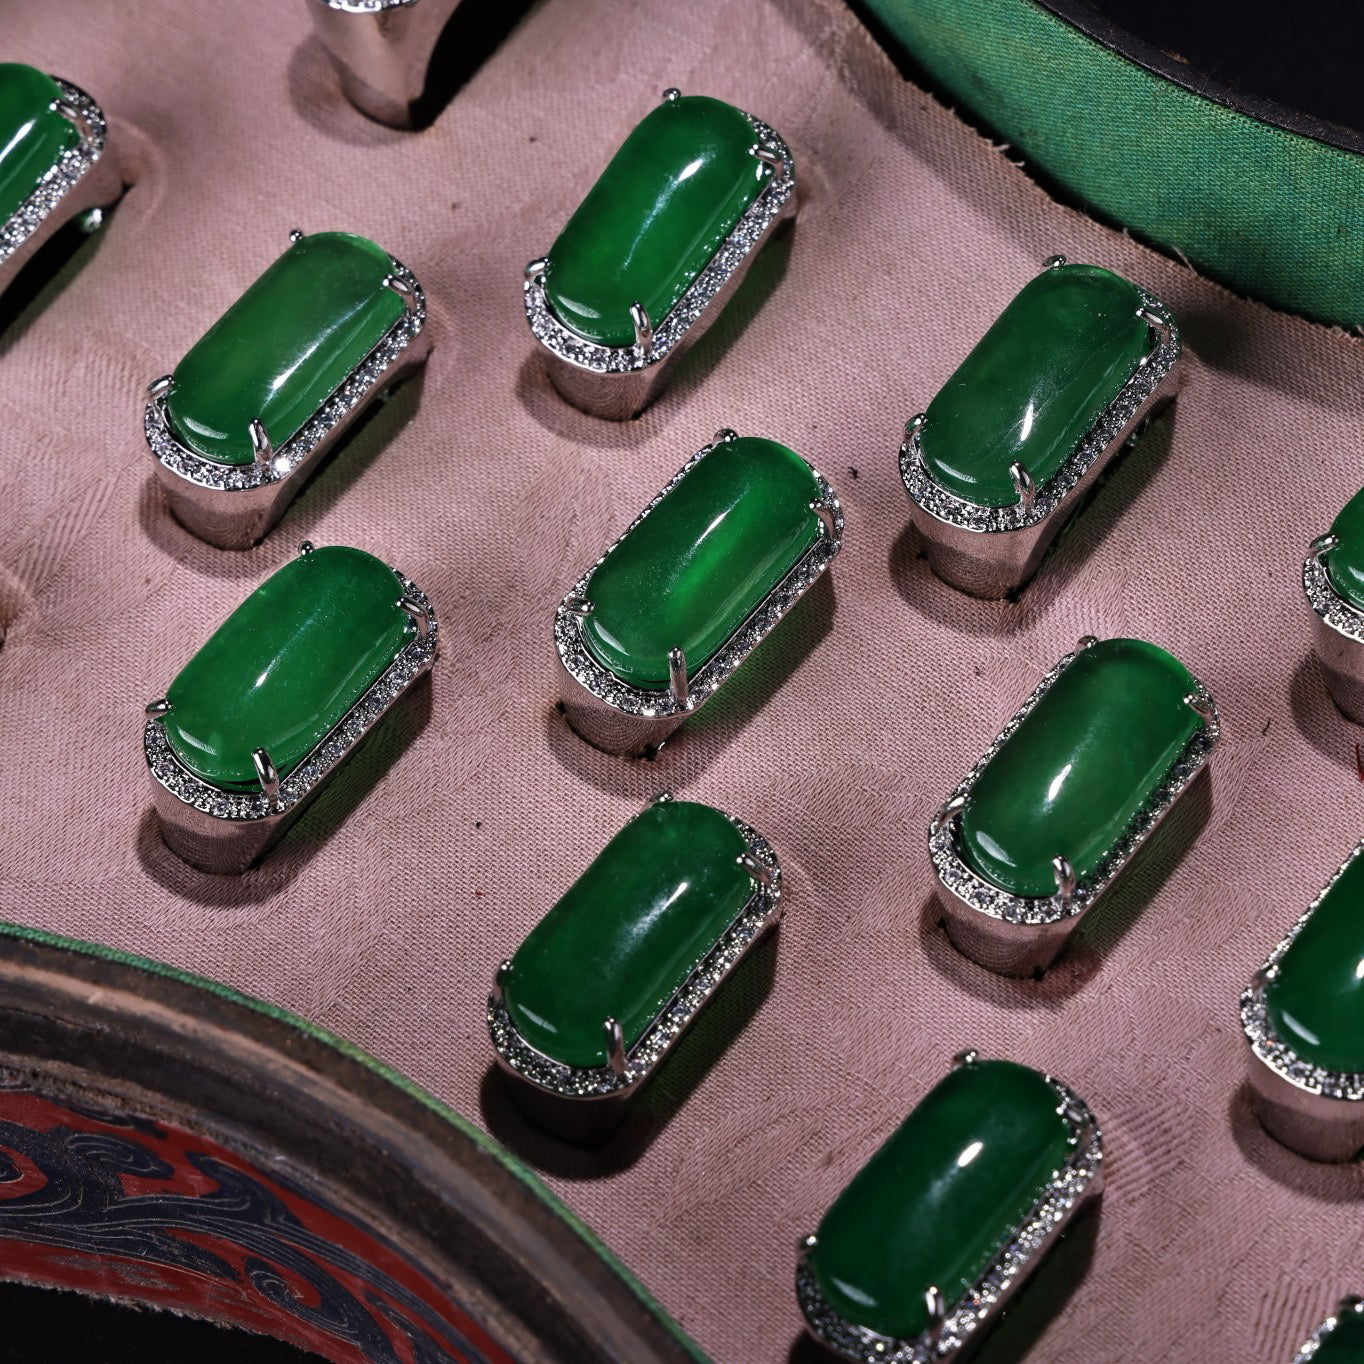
[1264,848,1364,1074]
[164,546,410,791]
[808,1059,1073,1340]
[164,231,405,466]
[1325,486,1364,612]
[0,63,78,227]
[579,436,821,690]
[920,263,1150,507]
[502,800,751,1070]
[958,638,1199,899]
[543,94,770,348]
[1316,1307,1364,1362]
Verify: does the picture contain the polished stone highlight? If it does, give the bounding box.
[502,800,753,1069]
[920,263,1149,507]
[579,436,822,690]
[958,638,1200,899]
[164,546,411,791]
[164,232,404,466]
[0,63,78,227]
[543,95,769,348]
[807,1059,1072,1340]
[1265,848,1364,1075]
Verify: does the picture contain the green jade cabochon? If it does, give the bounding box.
[808,1059,1073,1340]
[164,546,411,792]
[543,94,770,348]
[1315,1307,1364,1363]
[502,800,753,1070]
[1325,486,1364,612]
[0,63,78,227]
[920,264,1150,507]
[164,231,405,466]
[579,436,822,690]
[1264,849,1364,1075]
[958,638,1200,899]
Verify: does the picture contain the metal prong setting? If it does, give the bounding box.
[905,412,926,439]
[147,375,173,400]
[630,301,654,352]
[603,1017,627,1080]
[798,1233,818,1255]
[525,257,548,284]
[1184,691,1216,725]
[289,228,304,244]
[650,790,673,805]
[1009,460,1036,515]
[810,500,838,538]
[399,595,430,641]
[737,850,773,889]
[298,540,315,556]
[662,87,681,103]
[50,97,93,144]
[952,1048,980,1069]
[924,1285,947,1342]
[668,647,688,707]
[384,272,419,313]
[934,793,967,830]
[751,142,788,177]
[1075,634,1099,652]
[563,596,593,618]
[248,418,273,473]
[1043,253,1068,269]
[713,428,738,445]
[145,698,171,718]
[1052,855,1076,907]
[1310,532,1340,560]
[491,958,512,1007]
[1136,304,1173,365]
[252,748,281,808]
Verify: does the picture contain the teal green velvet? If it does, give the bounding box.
[859,0,1364,328]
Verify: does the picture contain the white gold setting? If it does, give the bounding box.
[1293,1298,1364,1362]
[555,432,842,757]
[1241,842,1364,1162]
[487,807,779,1130]
[144,561,437,874]
[524,102,796,419]
[1,77,122,291]
[928,641,1218,976]
[1303,541,1364,725]
[145,252,428,549]
[796,1066,1103,1364]
[900,262,1181,600]
[309,0,461,128]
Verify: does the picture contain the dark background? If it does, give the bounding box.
[1090,0,1363,134]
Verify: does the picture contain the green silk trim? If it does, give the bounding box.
[860,0,1364,328]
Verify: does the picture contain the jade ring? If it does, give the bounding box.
[525,89,796,420]
[900,256,1181,599]
[145,229,430,550]
[0,63,124,297]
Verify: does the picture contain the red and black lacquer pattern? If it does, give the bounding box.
[0,1075,514,1364]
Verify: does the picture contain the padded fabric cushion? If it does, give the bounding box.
[0,0,1361,1359]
